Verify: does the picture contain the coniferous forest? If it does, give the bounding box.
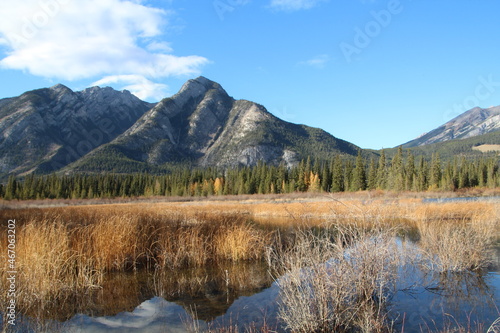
[1,148,499,200]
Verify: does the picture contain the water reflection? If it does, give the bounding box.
[151,262,273,321]
[3,261,274,332]
[5,244,499,333]
[63,285,280,333]
[60,270,499,333]
[391,262,500,332]
[61,245,500,333]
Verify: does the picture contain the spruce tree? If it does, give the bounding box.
[429,153,442,190]
[367,158,377,190]
[405,152,415,191]
[389,146,404,191]
[351,150,366,191]
[331,155,344,192]
[376,150,388,189]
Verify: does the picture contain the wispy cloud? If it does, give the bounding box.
[269,0,328,12]
[0,0,209,100]
[92,75,169,101]
[298,54,330,69]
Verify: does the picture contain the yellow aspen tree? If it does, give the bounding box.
[309,172,321,192]
[214,177,224,195]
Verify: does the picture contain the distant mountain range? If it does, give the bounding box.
[403,106,500,148]
[0,84,152,177]
[0,77,360,178]
[1,76,499,179]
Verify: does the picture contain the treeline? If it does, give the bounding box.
[1,148,499,200]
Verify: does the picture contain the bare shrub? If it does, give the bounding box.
[417,217,497,272]
[269,224,406,333]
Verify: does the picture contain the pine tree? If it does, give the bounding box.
[376,150,388,189]
[415,156,428,191]
[405,152,415,191]
[331,155,344,192]
[429,153,442,190]
[351,150,366,191]
[388,146,404,191]
[344,160,353,192]
[4,175,17,200]
[367,158,377,190]
[486,158,498,188]
[321,162,331,192]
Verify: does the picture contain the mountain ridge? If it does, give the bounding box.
[4,76,497,180]
[403,106,500,148]
[0,84,153,178]
[0,77,361,178]
[68,77,360,173]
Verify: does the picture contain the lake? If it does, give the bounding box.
[7,241,500,333]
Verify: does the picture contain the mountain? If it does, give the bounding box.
[403,106,500,148]
[69,77,360,173]
[0,84,153,178]
[0,77,360,178]
[380,130,500,162]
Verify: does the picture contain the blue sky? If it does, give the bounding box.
[1,0,500,149]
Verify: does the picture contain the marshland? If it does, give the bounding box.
[0,192,499,332]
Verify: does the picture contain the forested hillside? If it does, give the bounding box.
[2,149,499,200]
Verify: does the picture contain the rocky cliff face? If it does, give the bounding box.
[72,77,359,172]
[0,77,360,177]
[0,84,152,177]
[403,106,500,147]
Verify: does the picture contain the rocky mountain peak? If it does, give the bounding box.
[49,83,73,94]
[45,84,76,104]
[0,77,361,177]
[174,76,229,106]
[181,76,223,92]
[0,84,153,177]
[403,105,500,147]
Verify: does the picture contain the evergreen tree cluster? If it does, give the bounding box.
[2,149,499,200]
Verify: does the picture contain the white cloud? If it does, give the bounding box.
[0,0,208,84]
[269,0,327,11]
[146,41,173,53]
[298,54,330,69]
[92,75,168,101]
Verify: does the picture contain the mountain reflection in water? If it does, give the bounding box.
[6,244,499,332]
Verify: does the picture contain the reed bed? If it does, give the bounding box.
[417,218,496,272]
[0,207,274,318]
[0,195,499,332]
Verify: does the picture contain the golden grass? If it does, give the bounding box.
[0,194,498,329]
[0,207,274,318]
[214,222,268,261]
[472,144,500,153]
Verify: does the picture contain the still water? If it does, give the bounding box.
[5,242,500,332]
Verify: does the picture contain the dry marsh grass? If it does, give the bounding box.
[0,207,274,318]
[0,194,499,331]
[417,218,497,272]
[6,218,103,317]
